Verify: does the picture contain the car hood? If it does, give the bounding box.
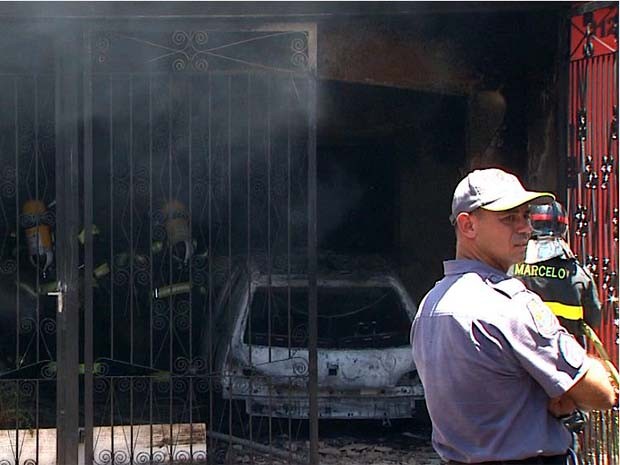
[222,344,415,390]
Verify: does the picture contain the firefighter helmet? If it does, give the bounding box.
[530,201,569,238]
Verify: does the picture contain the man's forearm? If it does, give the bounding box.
[565,357,616,411]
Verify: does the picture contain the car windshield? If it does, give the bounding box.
[244,285,411,349]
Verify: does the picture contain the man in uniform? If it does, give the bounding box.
[510,200,601,347]
[410,168,615,465]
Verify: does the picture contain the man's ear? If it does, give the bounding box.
[455,212,477,239]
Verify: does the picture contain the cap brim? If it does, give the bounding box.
[481,191,555,212]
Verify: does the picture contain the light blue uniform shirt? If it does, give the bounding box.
[410,259,590,463]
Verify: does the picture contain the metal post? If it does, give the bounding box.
[54,26,81,465]
[82,27,95,465]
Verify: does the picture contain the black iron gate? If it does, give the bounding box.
[0,21,77,465]
[81,22,318,465]
[0,19,317,465]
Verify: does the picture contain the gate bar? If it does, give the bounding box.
[83,27,95,465]
[307,75,318,465]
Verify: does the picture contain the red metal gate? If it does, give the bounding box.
[568,3,618,464]
[568,2,618,367]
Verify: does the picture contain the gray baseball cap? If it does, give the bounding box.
[450,168,555,224]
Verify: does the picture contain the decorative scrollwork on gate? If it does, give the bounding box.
[94,377,109,394]
[1,166,16,181]
[95,35,111,64]
[135,269,150,287]
[173,377,189,393]
[133,377,148,393]
[0,181,16,199]
[152,450,167,463]
[20,317,35,334]
[212,378,224,394]
[195,377,210,394]
[20,209,55,229]
[155,380,170,394]
[153,297,168,315]
[112,173,130,200]
[292,323,308,345]
[116,377,131,393]
[291,376,308,390]
[134,451,151,464]
[231,377,250,395]
[170,31,210,72]
[134,166,150,198]
[213,447,227,464]
[94,360,111,376]
[152,222,167,242]
[191,357,206,373]
[40,317,56,335]
[291,35,309,69]
[114,450,129,465]
[96,449,130,465]
[174,303,190,332]
[0,259,17,275]
[174,356,190,374]
[292,358,309,376]
[173,450,191,461]
[113,267,130,286]
[40,361,56,379]
[191,253,208,286]
[93,29,311,73]
[19,380,35,397]
[153,314,168,331]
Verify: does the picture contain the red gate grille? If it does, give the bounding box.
[568,5,618,464]
[568,3,618,368]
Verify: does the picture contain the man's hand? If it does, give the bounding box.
[548,395,577,417]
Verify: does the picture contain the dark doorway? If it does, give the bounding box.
[317,80,466,301]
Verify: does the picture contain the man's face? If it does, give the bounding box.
[470,205,533,271]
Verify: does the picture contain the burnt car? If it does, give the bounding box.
[205,254,424,423]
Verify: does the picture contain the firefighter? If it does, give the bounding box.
[510,200,602,347]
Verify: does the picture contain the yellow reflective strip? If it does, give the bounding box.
[545,301,583,320]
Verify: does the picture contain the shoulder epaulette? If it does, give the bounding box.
[486,276,526,299]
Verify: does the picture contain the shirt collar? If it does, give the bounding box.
[443,259,509,280]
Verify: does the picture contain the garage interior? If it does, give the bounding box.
[315,4,565,303]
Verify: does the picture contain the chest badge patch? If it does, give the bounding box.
[559,333,585,369]
[526,298,557,338]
